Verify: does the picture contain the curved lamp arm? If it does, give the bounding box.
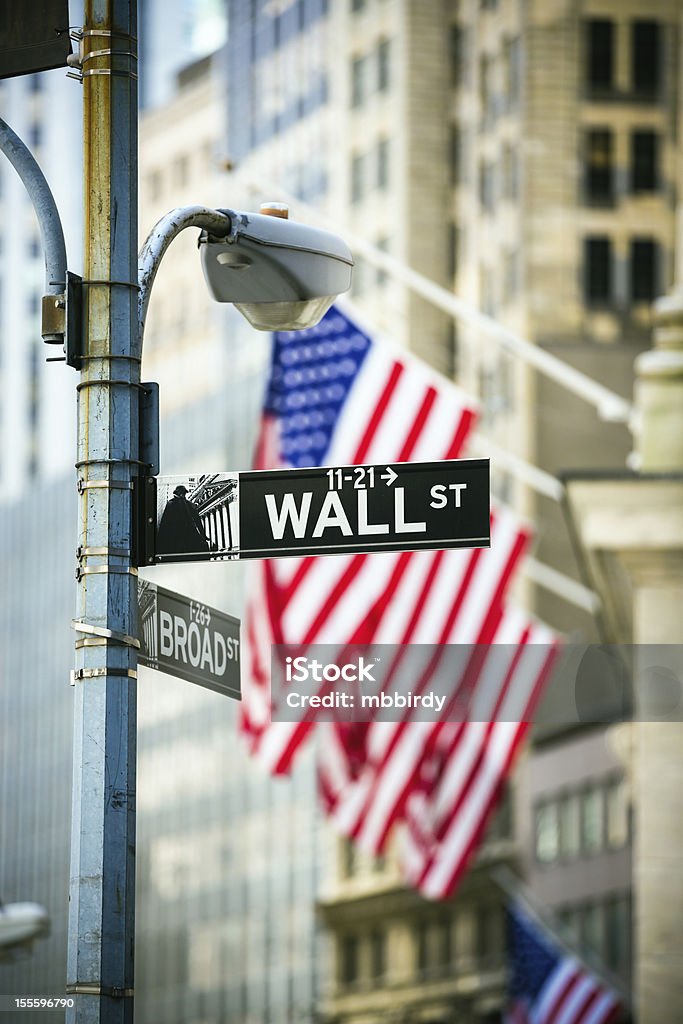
[138,206,238,345]
[0,116,67,296]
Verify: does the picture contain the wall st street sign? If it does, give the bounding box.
[146,459,490,564]
[137,581,240,700]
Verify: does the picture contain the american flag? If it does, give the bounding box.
[242,303,559,899]
[317,604,559,899]
[506,898,623,1024]
[242,303,477,772]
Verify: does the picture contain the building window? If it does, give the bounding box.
[28,121,42,148]
[630,238,659,302]
[341,838,357,878]
[584,236,612,304]
[606,777,629,849]
[351,153,365,203]
[581,786,604,853]
[632,20,661,97]
[435,915,453,967]
[557,906,581,947]
[605,895,632,972]
[488,783,513,840]
[340,935,359,986]
[447,223,459,279]
[377,138,390,189]
[377,39,390,92]
[479,161,495,213]
[376,235,389,287]
[503,250,519,305]
[351,55,365,107]
[446,320,459,380]
[503,36,521,109]
[585,128,614,205]
[559,792,581,858]
[560,895,632,974]
[351,0,365,11]
[476,904,501,967]
[581,903,605,958]
[502,144,518,200]
[586,19,614,92]
[370,929,385,979]
[449,124,460,185]
[449,24,463,86]
[415,921,428,975]
[631,130,658,192]
[480,54,495,127]
[479,267,496,317]
[535,802,560,863]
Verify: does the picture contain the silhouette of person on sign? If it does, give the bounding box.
[157,484,210,555]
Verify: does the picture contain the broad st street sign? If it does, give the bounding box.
[137,581,241,700]
[146,458,490,564]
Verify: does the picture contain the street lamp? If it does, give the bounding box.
[138,203,353,343]
[198,206,353,331]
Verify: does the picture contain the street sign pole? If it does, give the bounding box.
[67,3,138,1022]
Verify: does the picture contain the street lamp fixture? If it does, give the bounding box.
[198,206,354,331]
[137,202,353,349]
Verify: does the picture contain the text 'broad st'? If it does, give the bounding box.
[138,581,241,700]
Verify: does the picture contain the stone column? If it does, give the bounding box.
[633,290,683,470]
[629,290,683,1024]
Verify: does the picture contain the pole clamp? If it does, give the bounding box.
[77,478,134,493]
[77,546,131,559]
[66,983,134,998]
[70,667,137,685]
[71,620,140,649]
[75,565,138,581]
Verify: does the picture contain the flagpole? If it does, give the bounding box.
[491,864,632,1011]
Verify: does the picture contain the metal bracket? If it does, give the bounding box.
[43,272,82,367]
[66,983,134,998]
[140,382,159,475]
[42,293,66,344]
[77,479,134,493]
[77,546,131,559]
[71,620,140,649]
[132,475,157,567]
[76,379,149,393]
[70,667,137,685]
[75,565,138,581]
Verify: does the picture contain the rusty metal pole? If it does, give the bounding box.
[67,2,139,1022]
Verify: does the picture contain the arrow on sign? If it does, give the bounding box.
[381,466,397,486]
